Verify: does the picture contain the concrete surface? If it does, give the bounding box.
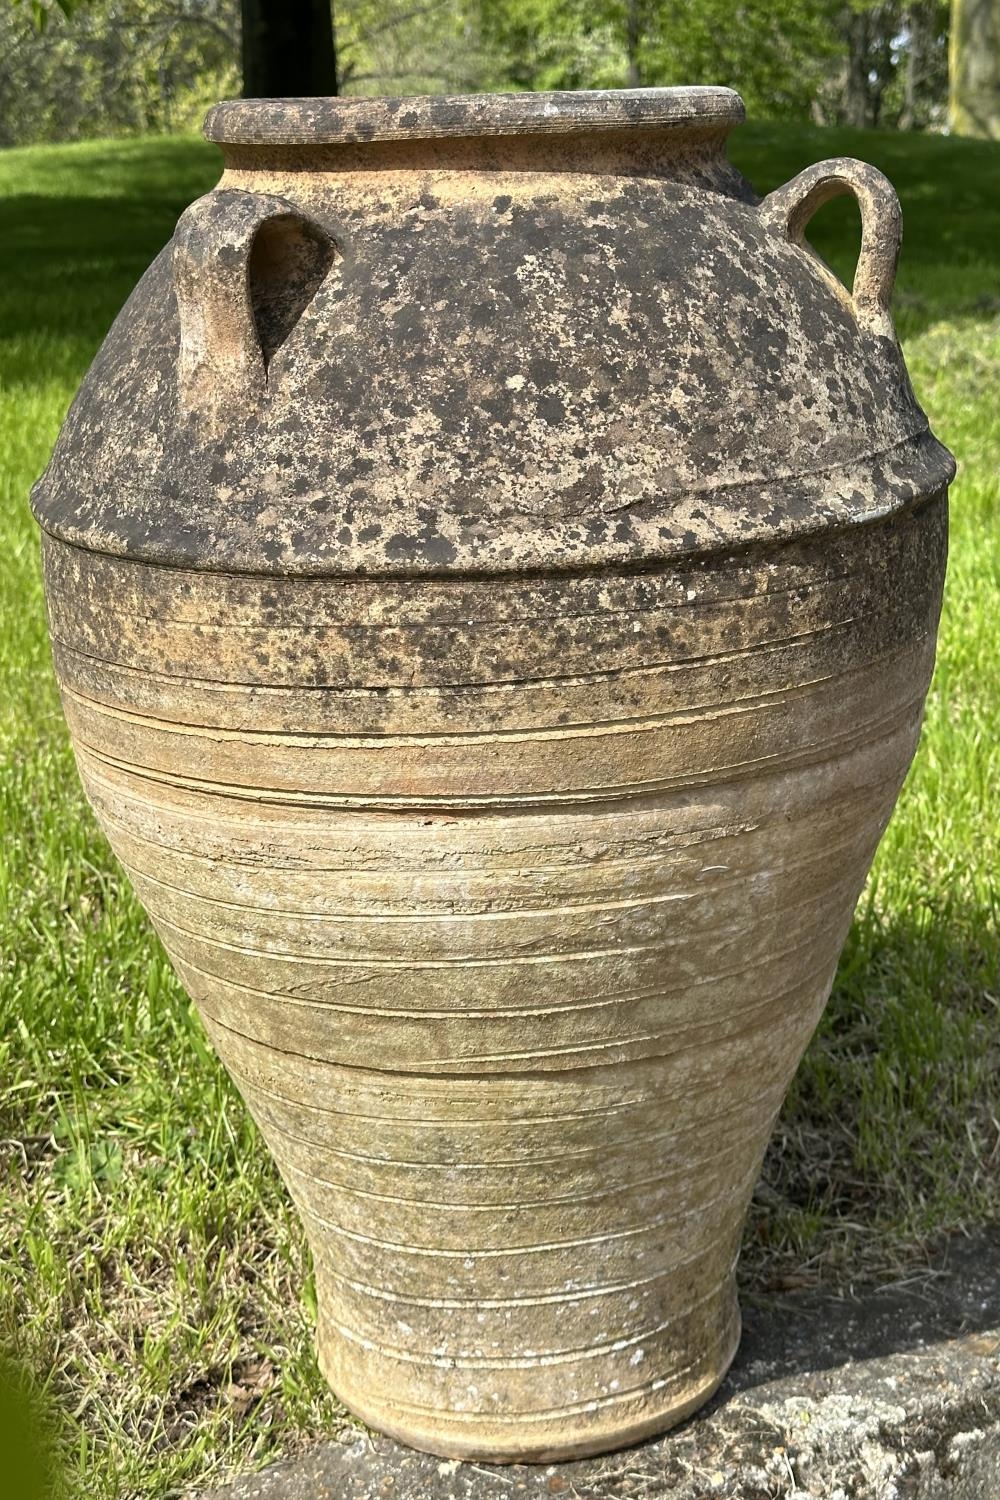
[196,1229,1000,1499]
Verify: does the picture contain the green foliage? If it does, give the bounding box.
[12,0,80,32]
[472,0,620,91]
[0,0,960,143]
[337,0,486,95]
[0,1,239,146]
[474,0,840,114]
[469,0,954,125]
[648,0,844,121]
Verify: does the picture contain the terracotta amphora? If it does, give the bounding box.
[32,88,954,1462]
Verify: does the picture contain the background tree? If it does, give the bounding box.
[337,0,484,95]
[949,0,1000,136]
[2,0,239,144]
[840,1,898,127]
[650,0,844,123]
[2,0,962,144]
[899,2,950,127]
[240,0,337,97]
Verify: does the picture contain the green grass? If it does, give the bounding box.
[1,122,998,1496]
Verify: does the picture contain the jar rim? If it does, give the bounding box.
[204,87,745,148]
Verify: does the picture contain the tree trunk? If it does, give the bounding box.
[899,5,922,129]
[625,0,642,88]
[843,8,873,127]
[241,0,338,98]
[950,0,1000,137]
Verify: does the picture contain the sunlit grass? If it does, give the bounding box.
[732,127,1000,1281]
[1,123,997,1495]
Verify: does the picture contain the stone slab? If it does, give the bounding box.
[196,1230,1000,1500]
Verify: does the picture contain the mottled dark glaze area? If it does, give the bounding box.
[30,90,953,577]
[44,496,947,728]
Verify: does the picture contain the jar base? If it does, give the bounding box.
[317,1308,741,1465]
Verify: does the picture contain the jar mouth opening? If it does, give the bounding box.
[204,87,745,148]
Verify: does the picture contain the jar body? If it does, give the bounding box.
[41,488,947,1459]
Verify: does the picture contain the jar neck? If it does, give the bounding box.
[215,125,743,186]
[205,87,745,183]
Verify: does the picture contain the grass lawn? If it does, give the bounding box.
[1,121,998,1498]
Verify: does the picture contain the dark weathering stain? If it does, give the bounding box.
[537,394,567,426]
[384,528,458,567]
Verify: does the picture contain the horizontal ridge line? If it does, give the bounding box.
[68,688,925,809]
[314,1266,738,1370]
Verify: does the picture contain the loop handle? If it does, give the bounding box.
[758,158,902,340]
[173,190,335,436]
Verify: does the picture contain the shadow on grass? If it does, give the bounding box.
[0,138,217,385]
[0,1353,66,1500]
[0,194,203,389]
[728,1226,1000,1402]
[740,892,1000,1304]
